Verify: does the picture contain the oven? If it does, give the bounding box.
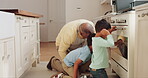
[109,11,135,78]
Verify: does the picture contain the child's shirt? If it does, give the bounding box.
[64,45,91,67]
[90,35,114,69]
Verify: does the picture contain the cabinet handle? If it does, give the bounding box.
[49,20,53,23]
[25,58,28,61]
[2,56,5,60]
[17,17,24,20]
[7,55,10,59]
[24,36,27,39]
[24,20,27,23]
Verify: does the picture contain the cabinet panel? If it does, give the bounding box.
[0,42,5,77]
[15,17,24,77]
[135,10,148,77]
[0,38,15,78]
[5,39,15,78]
[30,18,36,26]
[21,27,30,55]
[20,16,30,27]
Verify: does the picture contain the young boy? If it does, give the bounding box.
[89,19,114,78]
[47,33,95,78]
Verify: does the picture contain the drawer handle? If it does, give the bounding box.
[17,17,24,20]
[24,36,27,39]
[2,56,5,60]
[25,58,28,61]
[7,55,10,59]
[24,20,27,23]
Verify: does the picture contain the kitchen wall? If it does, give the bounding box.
[65,0,111,23]
[66,0,99,22]
[0,0,111,42]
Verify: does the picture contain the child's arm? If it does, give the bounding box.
[109,26,117,33]
[94,29,114,47]
[74,59,83,78]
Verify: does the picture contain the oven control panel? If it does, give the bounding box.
[111,14,129,26]
[111,14,129,39]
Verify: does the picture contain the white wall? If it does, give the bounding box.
[65,0,111,23]
[0,0,49,42]
[48,0,66,41]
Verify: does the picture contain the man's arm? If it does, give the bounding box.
[58,32,77,60]
[74,59,83,78]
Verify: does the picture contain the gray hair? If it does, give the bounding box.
[79,23,95,34]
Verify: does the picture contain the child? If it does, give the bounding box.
[89,19,114,78]
[47,33,95,78]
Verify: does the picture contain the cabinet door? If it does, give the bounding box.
[0,39,15,78]
[5,39,15,78]
[21,27,30,70]
[0,42,5,77]
[15,16,24,77]
[135,9,148,78]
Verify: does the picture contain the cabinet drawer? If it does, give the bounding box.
[30,44,37,63]
[22,54,30,70]
[29,18,37,26]
[21,27,30,55]
[18,16,30,27]
[110,59,127,78]
[30,29,36,43]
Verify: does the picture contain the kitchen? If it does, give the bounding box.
[0,0,148,78]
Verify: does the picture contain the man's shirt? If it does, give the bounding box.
[55,19,94,60]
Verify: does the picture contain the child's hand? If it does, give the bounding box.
[100,29,110,36]
[100,29,110,39]
[109,26,117,33]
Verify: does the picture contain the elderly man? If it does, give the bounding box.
[47,19,95,77]
[56,19,95,60]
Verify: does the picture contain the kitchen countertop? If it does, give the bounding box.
[0,9,43,18]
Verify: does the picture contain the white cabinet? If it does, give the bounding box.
[135,3,148,78]
[0,11,15,78]
[0,38,15,78]
[0,9,42,78]
[15,15,41,78]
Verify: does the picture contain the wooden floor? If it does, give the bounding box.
[40,42,60,61]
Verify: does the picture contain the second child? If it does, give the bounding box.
[89,19,114,78]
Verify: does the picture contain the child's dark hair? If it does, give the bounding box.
[95,19,111,32]
[87,33,96,46]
